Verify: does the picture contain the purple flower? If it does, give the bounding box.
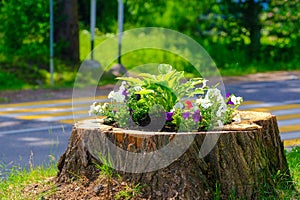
[135,94,141,101]
[182,112,190,119]
[226,92,231,98]
[165,112,174,121]
[122,89,127,97]
[192,110,202,123]
[226,92,234,105]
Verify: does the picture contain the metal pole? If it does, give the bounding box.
[118,0,124,64]
[91,0,96,60]
[49,0,54,86]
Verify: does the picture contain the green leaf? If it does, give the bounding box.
[116,77,142,85]
[135,89,154,95]
[138,73,156,80]
[189,88,205,97]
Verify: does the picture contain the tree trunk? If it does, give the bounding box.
[55,0,80,63]
[244,0,262,60]
[57,111,291,199]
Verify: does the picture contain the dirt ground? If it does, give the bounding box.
[1,70,299,104]
[23,175,144,200]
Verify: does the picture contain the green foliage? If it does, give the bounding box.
[115,183,142,200]
[287,146,300,190]
[0,0,49,58]
[118,64,205,112]
[0,164,57,199]
[1,0,300,89]
[90,64,242,132]
[94,153,114,179]
[0,0,50,88]
[0,71,25,90]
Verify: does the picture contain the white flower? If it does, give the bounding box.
[231,96,243,105]
[119,81,126,91]
[216,103,226,117]
[108,90,125,102]
[206,88,220,99]
[202,79,208,88]
[196,98,212,109]
[102,102,108,109]
[88,102,102,116]
[94,104,101,112]
[134,86,142,91]
[88,104,95,116]
[114,91,125,102]
[108,91,115,99]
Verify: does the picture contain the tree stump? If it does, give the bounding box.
[57,111,291,199]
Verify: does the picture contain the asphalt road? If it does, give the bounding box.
[0,77,299,179]
[226,78,300,103]
[0,117,72,178]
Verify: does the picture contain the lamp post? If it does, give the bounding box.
[117,0,124,65]
[49,0,54,86]
[90,0,96,60]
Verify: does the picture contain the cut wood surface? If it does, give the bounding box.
[57,111,291,199]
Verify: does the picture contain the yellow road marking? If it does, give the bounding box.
[59,116,105,124]
[283,138,300,147]
[280,124,300,133]
[241,101,263,106]
[0,96,106,108]
[0,104,92,114]
[16,110,87,120]
[0,105,71,114]
[248,104,300,112]
[277,113,300,120]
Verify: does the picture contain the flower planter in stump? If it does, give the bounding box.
[57,111,291,199]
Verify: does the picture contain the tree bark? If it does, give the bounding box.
[55,0,80,63]
[57,111,291,199]
[244,0,262,60]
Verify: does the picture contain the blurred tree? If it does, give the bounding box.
[55,0,80,64]
[263,0,300,61]
[78,0,118,33]
[124,0,214,35]
[243,0,264,60]
[202,0,266,60]
[0,0,49,58]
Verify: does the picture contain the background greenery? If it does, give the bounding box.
[0,0,299,89]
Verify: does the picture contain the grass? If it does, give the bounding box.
[0,146,299,199]
[287,146,300,191]
[0,164,57,200]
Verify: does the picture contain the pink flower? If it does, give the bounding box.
[185,100,193,109]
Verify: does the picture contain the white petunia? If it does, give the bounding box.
[88,102,101,116]
[196,98,212,109]
[102,102,109,109]
[113,91,125,102]
[231,96,243,105]
[108,91,115,99]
